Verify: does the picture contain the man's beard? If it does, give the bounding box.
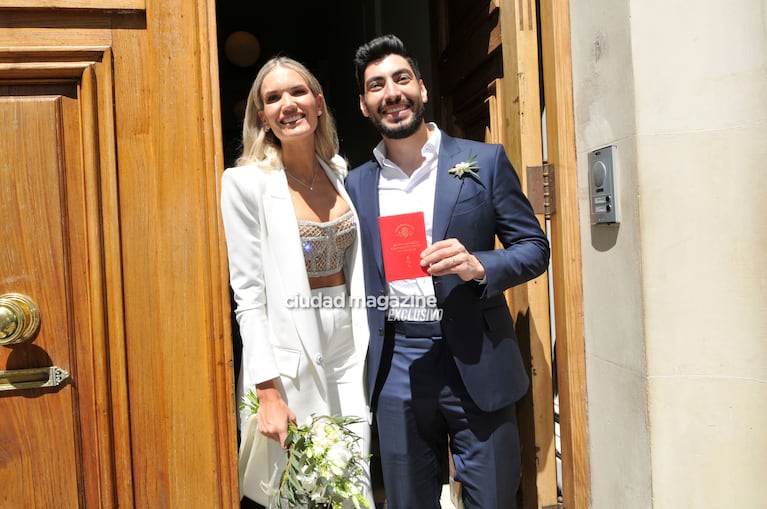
[370,99,425,140]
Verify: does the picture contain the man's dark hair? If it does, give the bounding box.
[353,34,422,93]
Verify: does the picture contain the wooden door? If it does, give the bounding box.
[432,1,587,508]
[0,80,108,507]
[0,3,237,508]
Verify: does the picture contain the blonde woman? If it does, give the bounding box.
[220,57,371,508]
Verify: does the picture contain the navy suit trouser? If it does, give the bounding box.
[375,321,521,509]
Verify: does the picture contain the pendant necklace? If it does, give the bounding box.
[285,165,318,191]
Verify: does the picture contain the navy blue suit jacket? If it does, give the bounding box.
[345,132,550,413]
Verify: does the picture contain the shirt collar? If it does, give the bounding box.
[373,122,441,169]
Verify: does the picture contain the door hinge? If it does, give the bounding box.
[526,164,556,219]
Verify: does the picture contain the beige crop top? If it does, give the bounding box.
[297,210,356,277]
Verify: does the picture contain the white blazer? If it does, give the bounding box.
[220,154,370,424]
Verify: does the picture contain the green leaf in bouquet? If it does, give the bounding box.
[239,387,260,415]
[271,413,371,508]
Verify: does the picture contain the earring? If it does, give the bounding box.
[318,110,322,116]
[264,125,270,132]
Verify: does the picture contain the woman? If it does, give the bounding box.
[220,57,371,507]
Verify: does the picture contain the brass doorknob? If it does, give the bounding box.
[0,293,41,346]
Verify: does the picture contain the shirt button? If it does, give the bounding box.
[314,353,324,365]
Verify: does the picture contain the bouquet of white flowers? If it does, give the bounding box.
[240,389,370,509]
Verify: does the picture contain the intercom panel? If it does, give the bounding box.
[588,145,619,225]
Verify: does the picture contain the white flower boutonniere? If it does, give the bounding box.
[448,155,480,181]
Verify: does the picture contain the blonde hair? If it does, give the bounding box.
[236,57,342,174]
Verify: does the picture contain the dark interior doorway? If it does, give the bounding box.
[215,3,436,507]
[215,0,434,169]
[215,0,437,432]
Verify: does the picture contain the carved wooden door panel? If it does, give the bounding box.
[0,50,122,509]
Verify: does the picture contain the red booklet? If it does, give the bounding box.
[378,212,429,282]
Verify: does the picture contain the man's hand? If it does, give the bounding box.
[421,239,486,281]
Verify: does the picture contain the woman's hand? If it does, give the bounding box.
[255,379,297,447]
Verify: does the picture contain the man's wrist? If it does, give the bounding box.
[469,254,486,282]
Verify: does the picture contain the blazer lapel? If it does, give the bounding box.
[357,162,385,282]
[263,170,319,359]
[432,133,466,241]
[264,171,308,294]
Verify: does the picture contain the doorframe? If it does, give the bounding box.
[494,0,558,506]
[200,0,241,503]
[537,1,591,508]
[498,0,591,507]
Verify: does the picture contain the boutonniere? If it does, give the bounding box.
[448,155,480,181]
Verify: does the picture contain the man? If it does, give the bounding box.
[346,35,550,508]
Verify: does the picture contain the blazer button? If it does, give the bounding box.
[314,353,324,365]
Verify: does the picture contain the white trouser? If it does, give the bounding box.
[311,285,373,508]
[240,285,372,508]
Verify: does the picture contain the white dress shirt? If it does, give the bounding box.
[375,124,441,308]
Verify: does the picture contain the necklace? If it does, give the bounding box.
[285,166,318,191]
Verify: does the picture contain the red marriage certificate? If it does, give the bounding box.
[378,212,429,282]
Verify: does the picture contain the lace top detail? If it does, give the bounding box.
[297,210,356,277]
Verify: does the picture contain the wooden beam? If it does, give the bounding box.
[539,0,591,508]
[497,1,559,507]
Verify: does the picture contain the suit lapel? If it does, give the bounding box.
[264,171,308,293]
[263,170,319,357]
[432,133,466,241]
[357,162,385,281]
